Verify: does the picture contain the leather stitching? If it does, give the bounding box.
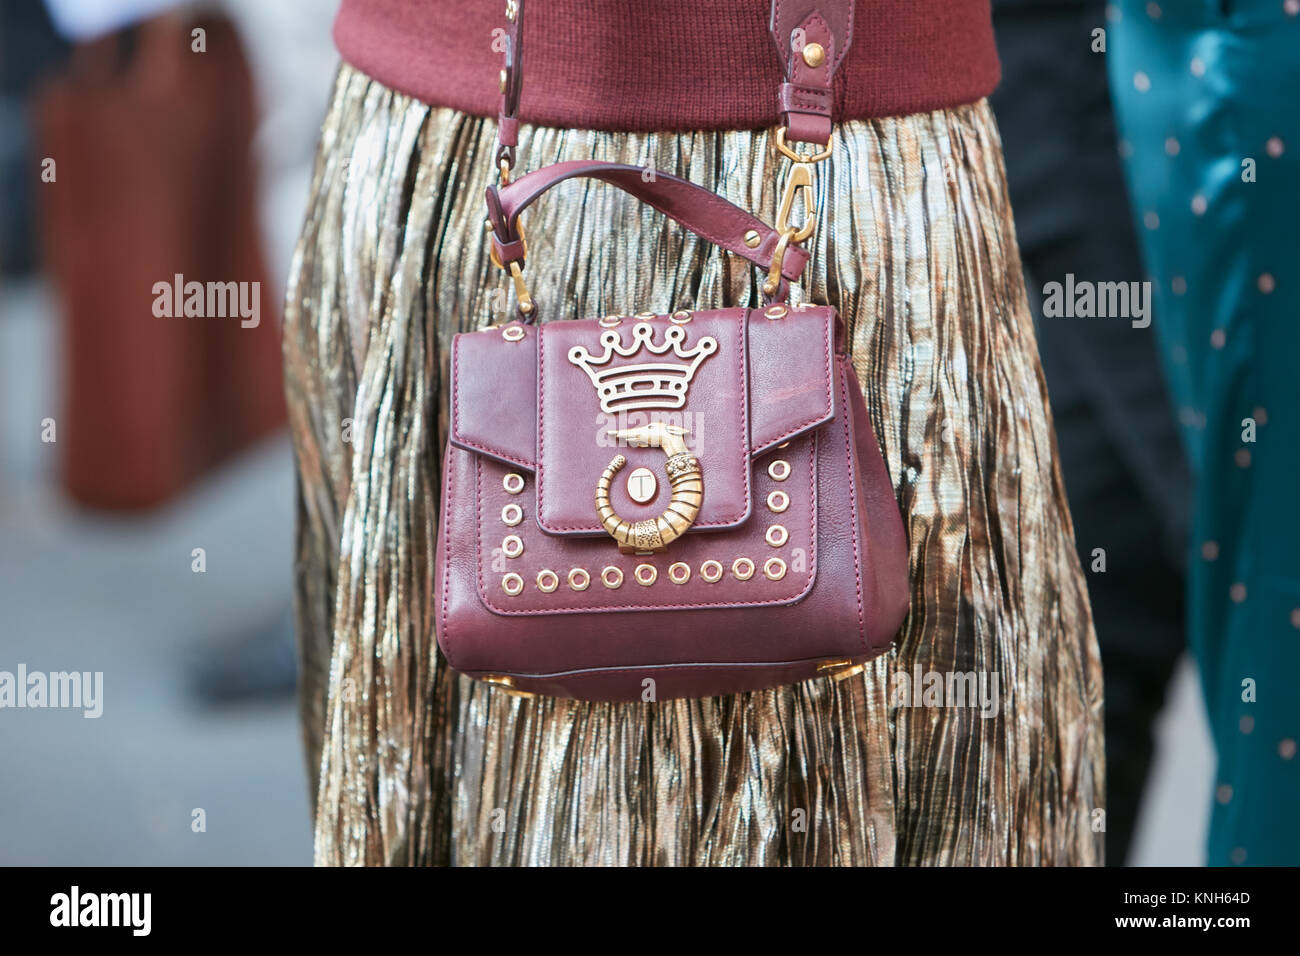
[438,445,458,669]
[475,432,818,615]
[461,654,842,681]
[837,361,866,647]
[452,332,536,468]
[750,310,835,452]
[503,165,808,282]
[536,312,750,533]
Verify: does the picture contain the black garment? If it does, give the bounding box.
[0,0,68,275]
[990,0,1191,865]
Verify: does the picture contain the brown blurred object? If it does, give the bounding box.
[34,11,286,510]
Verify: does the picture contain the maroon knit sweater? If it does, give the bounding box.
[334,0,1000,131]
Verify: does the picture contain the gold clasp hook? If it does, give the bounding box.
[775,127,834,165]
[485,218,534,317]
[762,127,833,297]
[762,229,795,298]
[507,261,534,316]
[774,160,816,244]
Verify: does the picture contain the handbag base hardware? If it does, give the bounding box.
[817,659,868,682]
[480,674,539,699]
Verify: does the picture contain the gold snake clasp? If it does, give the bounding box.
[596,423,702,554]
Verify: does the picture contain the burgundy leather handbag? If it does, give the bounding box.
[434,0,909,701]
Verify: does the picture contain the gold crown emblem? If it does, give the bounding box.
[567,325,718,413]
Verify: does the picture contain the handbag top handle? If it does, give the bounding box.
[488,0,857,320]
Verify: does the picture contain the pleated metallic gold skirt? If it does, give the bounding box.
[284,63,1105,866]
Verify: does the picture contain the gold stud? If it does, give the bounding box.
[568,568,591,591]
[776,441,790,449]
[671,310,693,324]
[501,572,524,596]
[763,557,787,581]
[503,472,525,494]
[502,325,525,342]
[599,314,622,328]
[767,490,789,513]
[536,569,559,593]
[744,229,762,248]
[764,305,788,320]
[700,560,724,583]
[601,566,624,589]
[801,42,826,68]
[635,563,658,586]
[668,561,691,584]
[732,557,755,581]
[501,503,523,526]
[502,535,524,558]
[766,525,789,547]
[768,459,791,481]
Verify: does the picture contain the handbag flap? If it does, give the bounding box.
[450,306,838,536]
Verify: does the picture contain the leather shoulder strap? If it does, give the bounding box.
[497,0,856,159]
[769,1,856,146]
[496,0,525,173]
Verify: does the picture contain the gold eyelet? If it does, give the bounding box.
[536,569,559,593]
[766,525,789,547]
[767,459,791,481]
[763,557,787,581]
[700,560,724,583]
[568,568,590,591]
[501,572,524,596]
[635,563,658,586]
[671,310,693,324]
[599,314,622,328]
[601,566,624,589]
[502,535,524,558]
[732,557,755,581]
[503,472,525,494]
[776,441,790,449]
[502,325,525,342]
[766,490,789,513]
[764,305,788,320]
[635,311,656,321]
[501,503,523,526]
[668,561,691,584]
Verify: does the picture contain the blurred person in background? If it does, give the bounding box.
[26,0,297,701]
[1108,0,1300,866]
[0,0,339,866]
[989,0,1191,865]
[0,0,68,277]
